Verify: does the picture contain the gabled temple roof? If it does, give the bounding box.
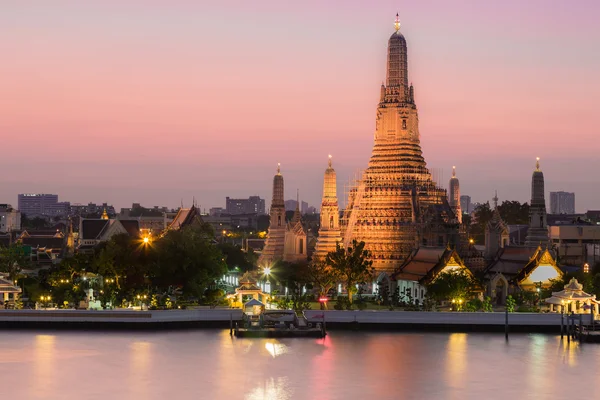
[80,219,110,240]
[514,247,561,283]
[392,247,475,285]
[21,237,64,250]
[166,205,202,231]
[391,246,447,282]
[119,220,141,238]
[483,246,558,282]
[0,278,22,293]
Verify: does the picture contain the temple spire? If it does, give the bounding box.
[394,13,400,32]
[536,157,540,171]
[452,165,456,178]
[277,162,281,175]
[493,191,499,209]
[328,154,332,168]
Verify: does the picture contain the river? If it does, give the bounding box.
[0,330,595,400]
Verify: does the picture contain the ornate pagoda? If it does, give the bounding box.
[341,15,458,273]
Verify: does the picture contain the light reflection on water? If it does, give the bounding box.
[0,331,594,400]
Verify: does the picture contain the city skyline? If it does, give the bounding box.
[2,1,599,212]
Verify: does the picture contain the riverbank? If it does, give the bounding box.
[0,309,575,333]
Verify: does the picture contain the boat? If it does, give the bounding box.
[234,309,326,338]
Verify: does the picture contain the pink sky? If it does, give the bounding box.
[1,0,599,212]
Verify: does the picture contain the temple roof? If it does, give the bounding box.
[80,219,110,240]
[391,246,447,282]
[166,205,202,231]
[0,278,22,293]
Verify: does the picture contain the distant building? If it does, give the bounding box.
[78,218,141,254]
[0,204,21,232]
[70,202,116,217]
[18,194,70,218]
[225,196,265,215]
[550,191,575,214]
[550,223,600,266]
[209,207,226,216]
[460,195,472,215]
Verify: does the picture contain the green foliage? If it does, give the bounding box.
[482,296,493,312]
[425,270,480,305]
[274,295,311,313]
[306,260,339,309]
[326,240,374,304]
[218,243,257,272]
[498,201,530,225]
[506,295,516,312]
[0,244,32,280]
[469,201,529,244]
[334,296,352,310]
[151,224,227,298]
[465,298,483,312]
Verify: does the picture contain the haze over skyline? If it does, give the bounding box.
[2,1,599,212]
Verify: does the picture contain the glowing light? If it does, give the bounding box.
[264,267,271,276]
[143,237,149,244]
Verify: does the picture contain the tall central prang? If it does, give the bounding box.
[342,15,458,274]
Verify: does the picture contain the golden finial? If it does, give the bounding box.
[452,165,456,178]
[328,154,332,168]
[101,208,109,220]
[394,13,400,32]
[277,163,281,174]
[535,157,540,171]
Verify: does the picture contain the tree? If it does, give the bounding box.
[326,240,374,305]
[218,243,257,272]
[425,270,480,306]
[150,224,227,299]
[306,259,340,309]
[498,201,529,225]
[470,202,493,244]
[0,244,31,281]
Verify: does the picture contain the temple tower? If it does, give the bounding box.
[485,191,509,257]
[258,164,287,267]
[313,155,342,261]
[448,166,462,223]
[525,157,549,246]
[342,15,457,273]
[283,190,307,263]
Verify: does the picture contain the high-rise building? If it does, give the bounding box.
[460,195,472,215]
[341,15,458,273]
[448,166,462,223]
[18,194,70,218]
[525,158,549,246]
[225,196,266,215]
[313,156,342,261]
[550,191,575,214]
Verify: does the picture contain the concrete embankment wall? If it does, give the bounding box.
[0,309,568,332]
[304,310,565,333]
[0,309,243,330]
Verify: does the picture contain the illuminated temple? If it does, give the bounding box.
[341,15,458,274]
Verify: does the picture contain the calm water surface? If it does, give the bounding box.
[0,330,596,400]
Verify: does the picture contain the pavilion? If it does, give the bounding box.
[0,277,21,304]
[544,278,599,314]
[228,272,269,308]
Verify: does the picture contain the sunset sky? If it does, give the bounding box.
[1,0,599,212]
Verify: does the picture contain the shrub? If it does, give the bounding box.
[334,296,352,310]
[506,295,516,313]
[482,296,493,312]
